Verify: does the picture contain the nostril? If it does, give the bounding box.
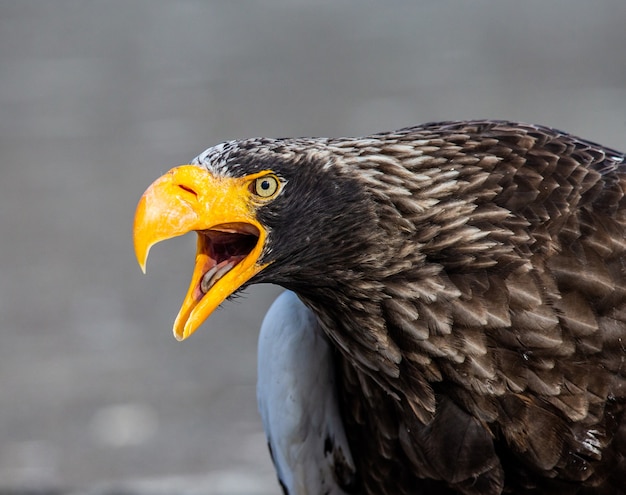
[178,184,197,197]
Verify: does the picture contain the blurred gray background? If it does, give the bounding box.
[1,1,625,493]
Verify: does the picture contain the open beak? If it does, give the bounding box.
[133,165,268,341]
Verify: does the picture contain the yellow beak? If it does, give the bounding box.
[133,165,268,341]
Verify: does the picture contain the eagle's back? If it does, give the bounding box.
[304,121,626,494]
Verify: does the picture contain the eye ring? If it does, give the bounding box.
[252,175,280,198]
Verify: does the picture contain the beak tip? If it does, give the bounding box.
[173,315,186,341]
[135,252,148,274]
[173,317,195,341]
[134,241,150,275]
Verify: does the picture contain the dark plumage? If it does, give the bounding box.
[135,120,626,494]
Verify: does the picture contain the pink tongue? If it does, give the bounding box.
[199,255,247,295]
[192,256,217,302]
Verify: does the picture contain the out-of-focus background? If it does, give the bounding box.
[1,1,625,493]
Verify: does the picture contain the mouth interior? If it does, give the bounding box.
[196,224,260,297]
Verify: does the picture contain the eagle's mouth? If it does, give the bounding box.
[171,219,266,341]
[195,225,260,299]
[132,164,270,341]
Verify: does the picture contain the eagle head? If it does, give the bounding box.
[133,138,382,341]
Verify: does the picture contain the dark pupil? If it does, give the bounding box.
[260,180,270,190]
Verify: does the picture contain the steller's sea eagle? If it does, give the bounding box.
[133,120,626,494]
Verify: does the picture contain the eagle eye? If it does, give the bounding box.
[252,174,280,198]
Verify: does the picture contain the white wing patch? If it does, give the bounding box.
[257,291,356,495]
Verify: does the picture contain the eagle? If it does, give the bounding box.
[133,120,626,494]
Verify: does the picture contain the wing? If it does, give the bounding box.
[257,290,357,495]
[384,122,626,492]
[321,121,626,493]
